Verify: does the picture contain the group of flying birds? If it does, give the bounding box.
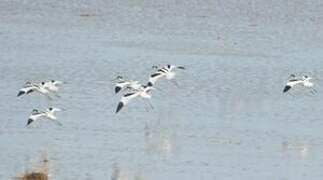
[16,64,316,127]
[17,80,64,126]
[17,64,186,126]
[113,64,185,113]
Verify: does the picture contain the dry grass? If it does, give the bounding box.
[16,171,48,180]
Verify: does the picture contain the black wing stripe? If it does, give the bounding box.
[124,93,135,97]
[150,73,161,78]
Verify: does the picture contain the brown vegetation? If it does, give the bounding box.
[16,171,48,180]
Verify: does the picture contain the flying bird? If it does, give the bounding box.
[148,64,185,86]
[26,107,62,126]
[115,86,154,113]
[114,76,143,94]
[283,75,315,93]
[17,81,53,100]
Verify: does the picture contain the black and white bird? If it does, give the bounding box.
[17,81,53,100]
[283,75,315,93]
[148,64,185,86]
[26,107,62,126]
[114,76,143,94]
[116,86,154,113]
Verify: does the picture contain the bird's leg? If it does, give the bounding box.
[310,88,317,94]
[154,87,165,93]
[43,93,53,100]
[52,92,61,98]
[147,100,154,110]
[143,105,150,112]
[52,120,63,126]
[170,80,180,87]
[144,99,154,110]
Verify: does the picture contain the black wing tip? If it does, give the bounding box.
[17,91,24,97]
[115,86,122,94]
[283,85,291,93]
[116,102,124,113]
[26,119,33,126]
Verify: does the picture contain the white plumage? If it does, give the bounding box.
[27,107,62,126]
[283,75,315,93]
[148,64,185,86]
[115,86,154,113]
[114,76,143,94]
[17,82,53,99]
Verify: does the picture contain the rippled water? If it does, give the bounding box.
[1,1,323,180]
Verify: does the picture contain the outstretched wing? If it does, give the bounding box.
[17,86,35,97]
[115,81,130,94]
[148,72,165,86]
[283,85,292,93]
[116,92,140,113]
[26,112,45,126]
[283,79,302,93]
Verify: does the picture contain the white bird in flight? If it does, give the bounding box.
[17,81,53,100]
[147,64,185,86]
[26,107,62,126]
[283,75,315,93]
[115,86,154,113]
[114,76,143,94]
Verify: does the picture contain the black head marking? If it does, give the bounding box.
[116,76,123,80]
[49,107,53,111]
[41,82,45,85]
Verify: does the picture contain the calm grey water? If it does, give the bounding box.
[1,0,323,180]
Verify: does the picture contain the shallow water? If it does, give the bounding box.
[1,1,323,180]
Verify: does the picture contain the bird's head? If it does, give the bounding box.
[302,75,311,80]
[48,107,62,112]
[114,76,124,81]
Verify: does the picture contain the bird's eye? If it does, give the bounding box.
[51,80,55,82]
[41,82,45,85]
[49,108,53,110]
